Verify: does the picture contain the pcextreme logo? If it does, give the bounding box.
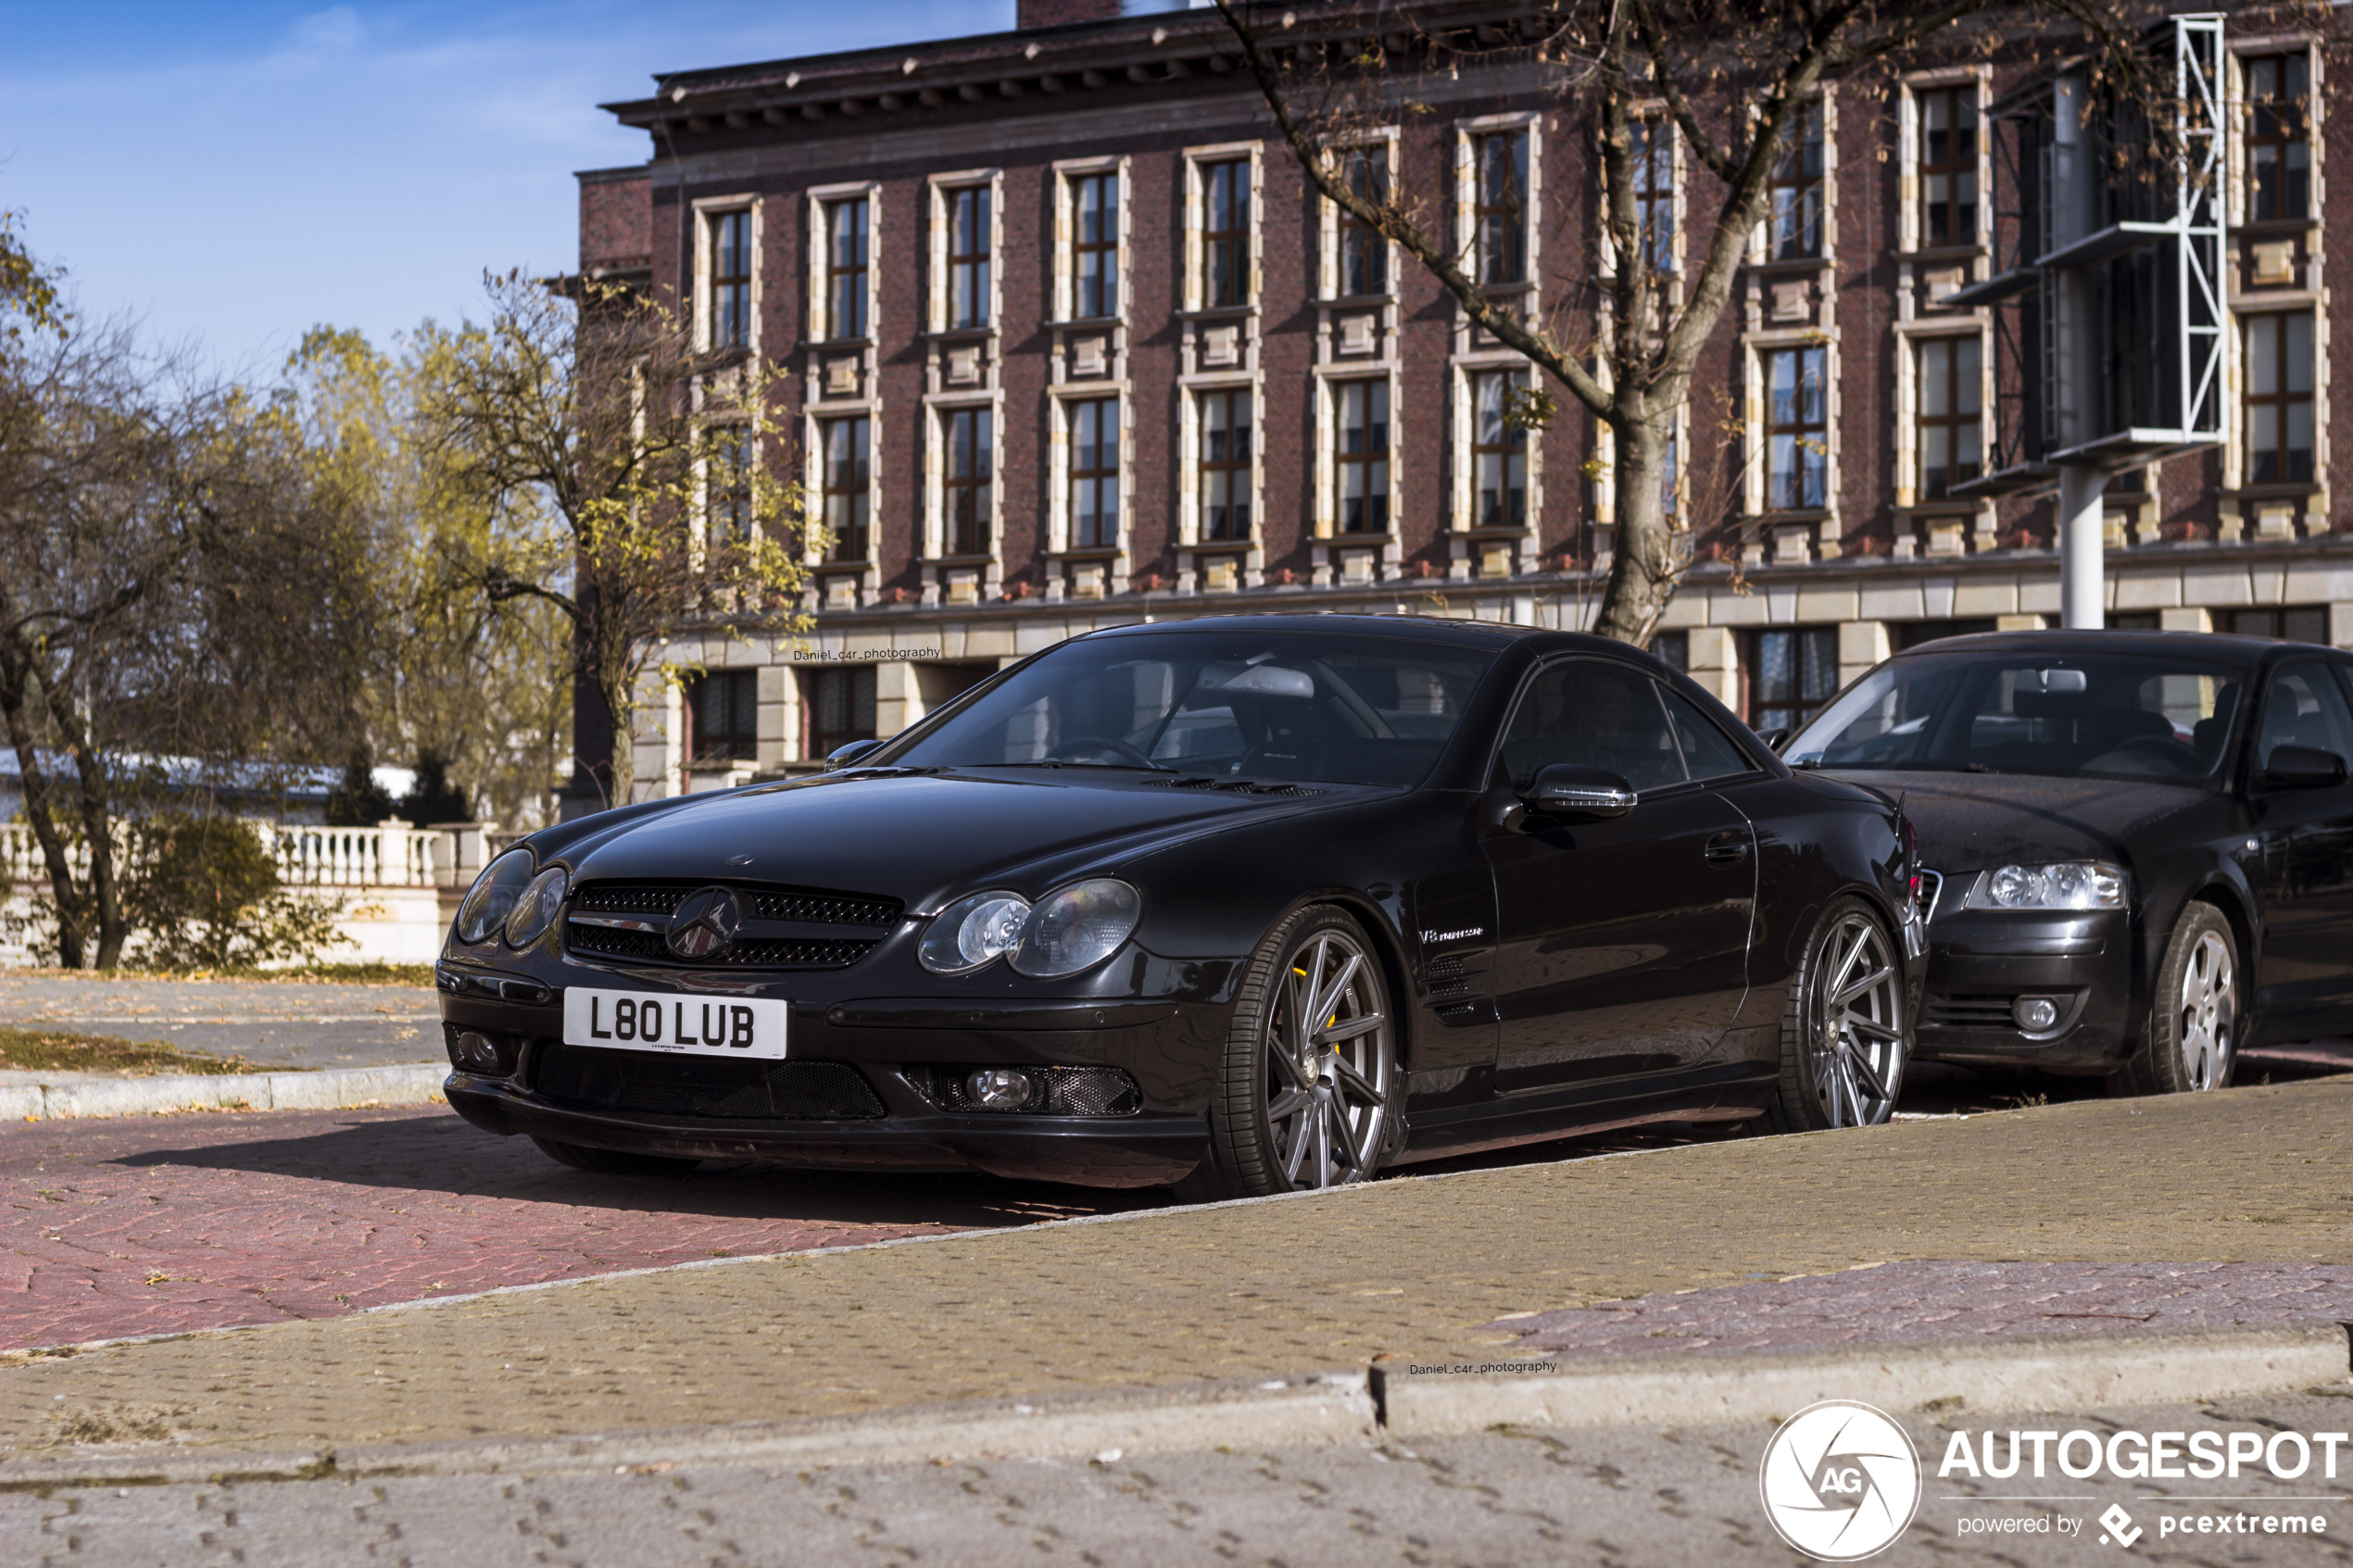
[1759,1401,1924,1561]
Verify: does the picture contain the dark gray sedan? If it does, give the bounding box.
[1782,629,2353,1094]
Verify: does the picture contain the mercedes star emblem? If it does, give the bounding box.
[666,885,743,960]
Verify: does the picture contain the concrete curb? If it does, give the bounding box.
[0,1063,447,1120]
[1374,1322,2353,1436]
[3,1324,2344,1489]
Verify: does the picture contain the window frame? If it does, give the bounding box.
[1337,144,1390,298]
[703,422,754,541]
[1767,100,1825,263]
[1915,333,1983,501]
[1469,368,1529,532]
[820,413,872,562]
[1069,168,1120,320]
[2243,308,2315,486]
[803,665,878,762]
[942,182,993,332]
[1915,85,1981,249]
[1067,395,1121,550]
[1763,344,1830,511]
[1472,128,1530,285]
[685,670,760,766]
[1197,385,1254,542]
[1332,376,1391,535]
[1741,626,1842,734]
[1631,117,1677,274]
[704,207,753,353]
[941,405,994,558]
[819,194,872,343]
[1200,157,1253,309]
[2243,50,2313,224]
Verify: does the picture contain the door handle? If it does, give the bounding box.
[1704,832,1750,866]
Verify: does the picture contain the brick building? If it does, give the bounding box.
[568,0,2347,808]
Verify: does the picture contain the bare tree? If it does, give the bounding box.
[425,273,814,809]
[1214,0,2176,646]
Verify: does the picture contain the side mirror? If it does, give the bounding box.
[1753,727,1791,754]
[1523,764,1637,820]
[825,738,885,771]
[2262,744,2347,791]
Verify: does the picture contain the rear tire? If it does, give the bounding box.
[1764,897,1909,1133]
[1174,905,1400,1202]
[530,1135,701,1177]
[2108,901,2237,1097]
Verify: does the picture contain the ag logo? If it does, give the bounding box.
[1758,1400,1922,1562]
[666,885,742,960]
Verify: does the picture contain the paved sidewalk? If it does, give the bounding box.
[2,1077,2346,1466]
[0,976,441,1070]
[0,1107,1145,1350]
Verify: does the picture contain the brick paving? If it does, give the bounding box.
[1482,1260,2353,1356]
[0,1107,1150,1352]
[0,976,442,1070]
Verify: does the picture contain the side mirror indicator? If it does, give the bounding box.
[2262,744,2347,791]
[1522,764,1638,820]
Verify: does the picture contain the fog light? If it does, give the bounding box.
[453,1030,504,1073]
[966,1068,1035,1111]
[2013,997,2061,1032]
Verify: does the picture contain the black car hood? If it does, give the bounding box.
[561,771,1366,909]
[1824,770,2209,872]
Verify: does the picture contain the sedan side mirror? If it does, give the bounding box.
[1753,727,1791,754]
[1523,764,1637,820]
[825,738,885,771]
[2263,743,2348,791]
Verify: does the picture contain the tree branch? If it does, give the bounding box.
[1629,0,1741,182]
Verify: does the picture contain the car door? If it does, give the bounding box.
[1479,658,1755,1093]
[2248,659,2353,1033]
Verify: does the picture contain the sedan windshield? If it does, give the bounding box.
[884,632,1496,786]
[1785,648,2250,783]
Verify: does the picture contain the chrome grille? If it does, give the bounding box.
[565,879,901,970]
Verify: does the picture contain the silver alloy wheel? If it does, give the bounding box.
[1808,911,1906,1127]
[1263,925,1392,1189]
[2173,928,2234,1091]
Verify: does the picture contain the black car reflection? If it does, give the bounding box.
[1786,629,2353,1094]
[439,615,1919,1195]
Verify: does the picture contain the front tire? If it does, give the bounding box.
[1765,897,1909,1133]
[530,1135,701,1177]
[1176,905,1399,1202]
[2108,901,2237,1097]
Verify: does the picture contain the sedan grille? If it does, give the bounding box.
[534,1044,886,1121]
[565,880,901,970]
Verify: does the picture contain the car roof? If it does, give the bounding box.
[1077,612,1597,654]
[1887,629,2342,666]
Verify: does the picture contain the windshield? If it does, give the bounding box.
[884,631,1496,787]
[1785,649,2250,783]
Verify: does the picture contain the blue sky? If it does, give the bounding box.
[0,2,1017,374]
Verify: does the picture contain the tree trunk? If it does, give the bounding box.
[1594,408,1680,647]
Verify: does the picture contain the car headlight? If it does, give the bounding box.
[503,865,570,947]
[1964,861,2127,911]
[1010,878,1142,978]
[455,850,535,945]
[920,890,1032,974]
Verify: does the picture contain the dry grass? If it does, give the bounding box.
[0,1027,271,1077]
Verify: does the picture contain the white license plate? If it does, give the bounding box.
[561,988,789,1060]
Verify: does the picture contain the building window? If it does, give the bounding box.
[804,666,876,760]
[822,415,870,560]
[1198,387,1252,540]
[708,210,750,351]
[2231,606,2329,644]
[1768,102,1823,261]
[1202,159,1252,308]
[1338,144,1389,296]
[943,407,992,557]
[707,425,752,539]
[1652,631,1689,673]
[2245,311,2314,484]
[1744,627,1839,733]
[1633,119,1675,271]
[1069,397,1118,549]
[686,670,758,764]
[1335,379,1390,534]
[1474,131,1529,284]
[1917,335,1982,499]
[2108,612,2161,632]
[946,186,990,331]
[1765,345,1828,509]
[1471,370,1528,530]
[1894,618,1996,651]
[1917,87,1979,248]
[824,197,869,341]
[2245,54,2311,222]
[1071,170,1117,319]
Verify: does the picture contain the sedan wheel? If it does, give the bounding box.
[2111,901,2236,1097]
[1177,906,1397,1201]
[1768,897,1908,1133]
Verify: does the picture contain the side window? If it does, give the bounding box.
[1659,686,1755,782]
[2258,663,2353,771]
[1499,661,1687,794]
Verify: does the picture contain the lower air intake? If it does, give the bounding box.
[534,1044,885,1121]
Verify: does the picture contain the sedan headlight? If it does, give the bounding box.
[1011,878,1142,978]
[455,850,535,945]
[503,865,570,948]
[920,890,1032,974]
[1965,861,2127,911]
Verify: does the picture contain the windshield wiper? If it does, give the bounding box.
[964,760,1176,772]
[1963,762,2001,774]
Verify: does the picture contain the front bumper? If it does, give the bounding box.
[1912,902,2135,1073]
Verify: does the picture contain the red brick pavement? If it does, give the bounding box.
[1,1106,1151,1351]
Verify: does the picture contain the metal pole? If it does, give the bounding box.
[2058,464,2105,629]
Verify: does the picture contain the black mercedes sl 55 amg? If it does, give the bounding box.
[1782,629,2353,1095]
[438,614,1922,1196]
